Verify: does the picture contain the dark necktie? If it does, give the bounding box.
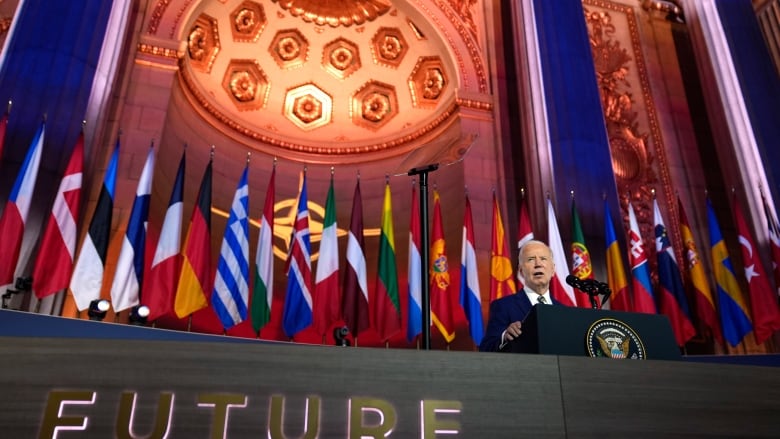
[537,295,546,304]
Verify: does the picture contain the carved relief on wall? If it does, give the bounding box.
[446,0,478,41]
[584,1,678,259]
[271,0,391,27]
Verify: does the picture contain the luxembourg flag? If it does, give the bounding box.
[0,122,45,289]
[459,194,483,345]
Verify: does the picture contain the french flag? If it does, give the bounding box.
[0,122,45,290]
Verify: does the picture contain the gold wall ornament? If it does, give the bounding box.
[408,56,448,108]
[352,80,398,130]
[284,83,332,130]
[447,0,478,40]
[371,27,408,68]
[269,29,308,69]
[271,0,391,27]
[221,59,269,111]
[187,14,220,73]
[230,1,266,43]
[586,8,650,186]
[322,37,361,79]
[584,0,678,261]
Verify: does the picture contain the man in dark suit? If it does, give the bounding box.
[479,239,560,352]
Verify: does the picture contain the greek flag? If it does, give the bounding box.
[212,165,250,330]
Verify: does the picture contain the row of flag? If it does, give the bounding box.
[1,120,779,348]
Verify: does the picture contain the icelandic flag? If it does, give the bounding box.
[212,165,250,330]
[0,122,45,289]
[283,173,313,337]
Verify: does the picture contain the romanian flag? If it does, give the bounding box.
[32,130,83,299]
[490,193,516,302]
[251,168,275,334]
[604,200,630,311]
[653,198,696,346]
[627,201,656,314]
[430,190,455,343]
[571,199,595,307]
[678,197,721,342]
[373,182,401,342]
[174,159,212,318]
[707,198,752,346]
[732,195,780,344]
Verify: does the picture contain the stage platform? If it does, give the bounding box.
[2,309,779,437]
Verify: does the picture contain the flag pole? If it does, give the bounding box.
[407,163,439,350]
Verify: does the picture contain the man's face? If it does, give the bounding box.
[519,242,555,294]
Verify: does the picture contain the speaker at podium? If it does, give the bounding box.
[501,305,682,360]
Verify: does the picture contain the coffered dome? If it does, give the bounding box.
[177,0,462,162]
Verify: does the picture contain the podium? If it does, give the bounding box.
[501,305,682,360]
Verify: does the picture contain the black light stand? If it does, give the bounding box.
[407,163,439,350]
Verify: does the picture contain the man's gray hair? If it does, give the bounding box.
[519,239,553,260]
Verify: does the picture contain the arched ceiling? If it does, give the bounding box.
[160,0,477,162]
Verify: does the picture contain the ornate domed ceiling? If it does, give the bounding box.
[176,0,464,161]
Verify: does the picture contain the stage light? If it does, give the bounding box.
[87,299,110,321]
[333,326,351,346]
[2,276,32,309]
[128,305,150,326]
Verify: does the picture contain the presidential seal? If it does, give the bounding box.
[586,319,645,359]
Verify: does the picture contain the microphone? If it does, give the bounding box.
[566,275,612,309]
[565,274,584,290]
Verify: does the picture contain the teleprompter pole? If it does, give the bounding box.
[407,163,439,350]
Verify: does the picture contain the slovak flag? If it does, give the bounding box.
[627,201,657,314]
[0,122,45,290]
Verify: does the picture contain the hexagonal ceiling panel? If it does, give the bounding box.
[179,0,457,157]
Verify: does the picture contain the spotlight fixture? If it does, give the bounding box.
[87,299,111,321]
[2,276,32,309]
[128,305,151,326]
[333,326,351,346]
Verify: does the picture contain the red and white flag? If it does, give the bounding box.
[547,198,576,306]
[32,131,83,299]
[0,122,45,290]
[733,196,780,344]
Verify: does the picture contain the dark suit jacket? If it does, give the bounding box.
[478,292,561,352]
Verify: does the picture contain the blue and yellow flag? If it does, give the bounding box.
[706,198,752,346]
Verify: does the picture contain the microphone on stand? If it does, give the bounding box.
[565,275,610,309]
